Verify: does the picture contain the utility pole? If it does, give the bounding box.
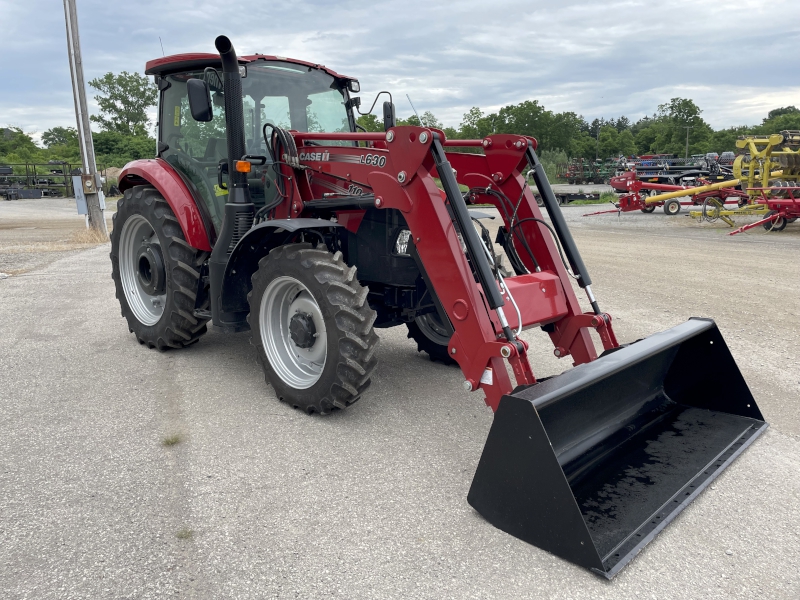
[593,120,600,161]
[63,0,107,235]
[683,126,694,160]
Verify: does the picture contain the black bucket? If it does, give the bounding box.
[468,318,767,578]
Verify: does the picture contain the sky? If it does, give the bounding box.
[2,0,799,142]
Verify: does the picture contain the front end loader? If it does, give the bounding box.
[110,36,767,578]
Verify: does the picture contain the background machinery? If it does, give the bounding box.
[110,36,767,578]
[686,132,800,230]
[588,171,747,217]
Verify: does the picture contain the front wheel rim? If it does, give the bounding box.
[415,313,451,346]
[119,214,166,326]
[260,276,327,389]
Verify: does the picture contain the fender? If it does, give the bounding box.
[220,218,344,314]
[118,158,213,252]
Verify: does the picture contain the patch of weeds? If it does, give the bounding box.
[175,528,194,540]
[162,434,183,447]
[70,227,109,244]
[599,191,619,203]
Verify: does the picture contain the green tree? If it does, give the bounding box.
[88,71,157,136]
[459,107,484,139]
[597,125,619,158]
[756,110,800,134]
[419,111,442,129]
[0,127,43,163]
[652,98,713,156]
[92,131,155,165]
[397,114,421,126]
[570,131,598,159]
[708,126,750,154]
[356,113,383,132]
[42,126,79,148]
[597,125,637,158]
[765,106,799,121]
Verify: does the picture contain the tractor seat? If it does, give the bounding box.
[204,138,227,161]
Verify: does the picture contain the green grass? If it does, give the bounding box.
[162,434,182,447]
[565,192,617,206]
[599,191,619,203]
[566,199,606,205]
[433,177,469,193]
[175,528,194,540]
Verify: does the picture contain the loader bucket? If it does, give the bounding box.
[468,318,767,579]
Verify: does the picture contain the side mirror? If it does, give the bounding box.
[382,101,396,131]
[187,79,213,122]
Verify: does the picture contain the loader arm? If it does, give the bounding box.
[289,127,618,410]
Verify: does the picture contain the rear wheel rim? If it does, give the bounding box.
[260,276,327,389]
[119,214,165,326]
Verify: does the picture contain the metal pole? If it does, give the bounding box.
[595,126,599,161]
[63,0,107,235]
[684,126,694,160]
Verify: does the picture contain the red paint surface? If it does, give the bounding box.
[145,53,356,82]
[282,127,615,409]
[118,159,212,252]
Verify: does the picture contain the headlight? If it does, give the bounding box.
[393,229,412,256]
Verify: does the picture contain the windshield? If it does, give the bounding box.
[241,60,352,151]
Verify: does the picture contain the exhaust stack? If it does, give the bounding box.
[209,35,254,330]
[215,35,248,191]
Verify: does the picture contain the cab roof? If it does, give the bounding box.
[144,53,356,82]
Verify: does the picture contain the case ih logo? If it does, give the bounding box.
[299,151,331,162]
[300,151,387,168]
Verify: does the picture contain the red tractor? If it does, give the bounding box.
[111,37,766,578]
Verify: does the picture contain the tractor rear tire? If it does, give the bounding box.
[406,312,456,365]
[110,186,209,350]
[663,198,681,215]
[247,243,379,415]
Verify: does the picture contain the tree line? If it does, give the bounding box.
[1,71,156,170]
[358,99,800,160]
[3,69,799,171]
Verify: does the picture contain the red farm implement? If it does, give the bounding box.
[728,184,800,234]
[110,36,767,579]
[586,171,748,217]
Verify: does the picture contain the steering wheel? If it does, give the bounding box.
[166,132,186,153]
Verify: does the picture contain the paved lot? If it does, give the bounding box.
[1,199,799,599]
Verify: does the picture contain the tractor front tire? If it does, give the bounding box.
[248,244,379,415]
[110,186,209,350]
[406,313,456,365]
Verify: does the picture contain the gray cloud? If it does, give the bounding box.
[2,0,798,138]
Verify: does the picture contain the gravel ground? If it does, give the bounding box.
[1,199,798,599]
[0,197,115,275]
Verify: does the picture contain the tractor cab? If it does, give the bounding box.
[146,54,360,235]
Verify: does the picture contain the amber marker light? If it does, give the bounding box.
[235,161,252,173]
